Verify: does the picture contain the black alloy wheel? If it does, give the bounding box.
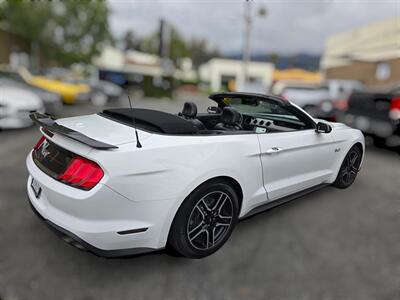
[168,180,239,258]
[187,191,233,251]
[333,145,362,189]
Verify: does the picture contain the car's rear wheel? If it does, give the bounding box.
[168,180,239,258]
[333,145,362,189]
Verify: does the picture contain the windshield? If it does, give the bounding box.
[222,96,304,124]
[283,86,328,92]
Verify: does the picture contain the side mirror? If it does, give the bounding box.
[207,106,221,114]
[315,121,332,133]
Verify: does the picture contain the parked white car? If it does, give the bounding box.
[26,92,365,258]
[326,79,364,100]
[271,80,331,108]
[0,77,62,115]
[271,80,364,119]
[0,86,44,129]
[89,80,126,106]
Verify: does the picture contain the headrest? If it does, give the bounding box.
[182,102,197,118]
[221,107,241,125]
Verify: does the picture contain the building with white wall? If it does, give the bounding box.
[199,58,275,92]
[93,46,164,77]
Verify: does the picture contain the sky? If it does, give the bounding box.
[108,0,400,55]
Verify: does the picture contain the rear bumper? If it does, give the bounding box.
[26,153,174,256]
[27,198,155,257]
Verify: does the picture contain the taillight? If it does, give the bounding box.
[58,156,104,190]
[390,96,400,120]
[33,136,46,150]
[333,99,348,110]
[390,97,400,110]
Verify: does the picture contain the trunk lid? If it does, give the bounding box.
[55,113,152,146]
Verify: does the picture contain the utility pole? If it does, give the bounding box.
[242,0,252,84]
[241,1,267,86]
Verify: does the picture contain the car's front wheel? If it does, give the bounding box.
[168,180,239,258]
[333,145,362,189]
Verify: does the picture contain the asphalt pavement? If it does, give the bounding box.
[0,96,399,300]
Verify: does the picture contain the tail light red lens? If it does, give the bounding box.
[58,156,104,190]
[390,97,400,110]
[333,99,348,110]
[390,96,400,120]
[33,135,46,150]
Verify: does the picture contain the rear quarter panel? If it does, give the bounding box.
[91,133,266,212]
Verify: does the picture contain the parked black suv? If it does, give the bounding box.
[342,86,400,149]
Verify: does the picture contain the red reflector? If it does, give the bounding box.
[333,99,348,110]
[390,97,400,110]
[33,136,46,150]
[58,156,104,190]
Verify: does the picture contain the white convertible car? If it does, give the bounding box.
[26,92,365,258]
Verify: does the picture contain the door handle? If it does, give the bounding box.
[265,147,283,154]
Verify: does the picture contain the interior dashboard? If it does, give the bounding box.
[243,115,304,133]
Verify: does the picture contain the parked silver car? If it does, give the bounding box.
[0,77,62,115]
[0,85,44,129]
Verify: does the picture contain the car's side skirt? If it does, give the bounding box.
[240,183,329,220]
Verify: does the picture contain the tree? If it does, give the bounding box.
[139,31,159,54]
[0,0,113,67]
[138,24,190,66]
[122,30,141,51]
[269,52,279,65]
[169,27,190,64]
[188,38,219,68]
[138,24,218,68]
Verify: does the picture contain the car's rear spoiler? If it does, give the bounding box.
[29,113,118,150]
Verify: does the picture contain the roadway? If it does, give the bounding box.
[0,96,399,300]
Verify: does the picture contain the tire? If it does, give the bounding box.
[333,145,362,189]
[168,180,239,258]
[373,136,386,148]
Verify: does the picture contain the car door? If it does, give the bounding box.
[257,128,337,202]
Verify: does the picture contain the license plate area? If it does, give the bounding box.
[31,177,42,199]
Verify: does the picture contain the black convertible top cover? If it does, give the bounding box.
[100,108,198,134]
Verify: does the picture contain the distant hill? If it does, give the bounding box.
[224,53,321,71]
